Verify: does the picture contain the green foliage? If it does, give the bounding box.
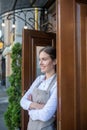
[4,43,22,130]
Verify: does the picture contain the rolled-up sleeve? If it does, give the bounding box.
[20,90,32,110]
[20,76,43,110]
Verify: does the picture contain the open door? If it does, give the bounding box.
[21,29,56,130]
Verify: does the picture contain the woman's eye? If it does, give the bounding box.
[39,57,49,62]
[39,58,46,61]
[42,58,47,61]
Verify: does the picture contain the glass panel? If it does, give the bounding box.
[36,46,44,76]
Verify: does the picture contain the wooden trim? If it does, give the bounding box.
[56,0,76,130]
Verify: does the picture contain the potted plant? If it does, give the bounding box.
[4,43,22,130]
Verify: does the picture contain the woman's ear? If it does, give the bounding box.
[53,59,57,65]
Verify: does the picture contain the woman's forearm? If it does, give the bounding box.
[27,94,45,110]
[29,102,45,110]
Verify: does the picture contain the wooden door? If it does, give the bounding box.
[75,3,87,130]
[57,0,76,130]
[56,0,87,130]
[22,29,56,130]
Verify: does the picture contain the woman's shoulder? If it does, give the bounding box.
[30,75,45,89]
[31,75,45,87]
[36,74,45,81]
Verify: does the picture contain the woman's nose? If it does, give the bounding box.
[39,60,42,65]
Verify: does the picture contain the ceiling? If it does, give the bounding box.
[0,0,55,15]
[0,0,86,16]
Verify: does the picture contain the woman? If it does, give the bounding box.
[20,46,57,130]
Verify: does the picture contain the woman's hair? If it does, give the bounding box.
[39,46,56,60]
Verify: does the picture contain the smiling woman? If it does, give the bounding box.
[20,46,57,130]
[39,47,56,78]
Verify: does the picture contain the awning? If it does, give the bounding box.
[0,0,55,15]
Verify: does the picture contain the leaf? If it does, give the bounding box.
[4,43,22,130]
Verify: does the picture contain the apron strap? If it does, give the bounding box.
[47,74,57,92]
[35,74,57,91]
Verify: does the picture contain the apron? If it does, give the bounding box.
[27,75,57,130]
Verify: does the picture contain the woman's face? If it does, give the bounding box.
[39,51,56,74]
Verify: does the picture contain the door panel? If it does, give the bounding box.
[57,0,87,130]
[21,29,56,130]
[56,0,76,130]
[76,4,87,130]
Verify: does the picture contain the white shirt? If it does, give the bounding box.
[20,74,57,122]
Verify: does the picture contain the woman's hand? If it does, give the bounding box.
[27,94,45,110]
[27,94,32,101]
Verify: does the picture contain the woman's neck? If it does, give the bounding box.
[45,71,56,79]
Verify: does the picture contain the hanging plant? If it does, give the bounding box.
[4,43,22,130]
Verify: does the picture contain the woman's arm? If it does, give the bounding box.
[27,93,45,110]
[29,84,57,122]
[20,76,43,110]
[20,89,33,110]
[29,102,45,109]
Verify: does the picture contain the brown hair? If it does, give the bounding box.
[39,46,56,60]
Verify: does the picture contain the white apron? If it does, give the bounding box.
[27,75,57,130]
